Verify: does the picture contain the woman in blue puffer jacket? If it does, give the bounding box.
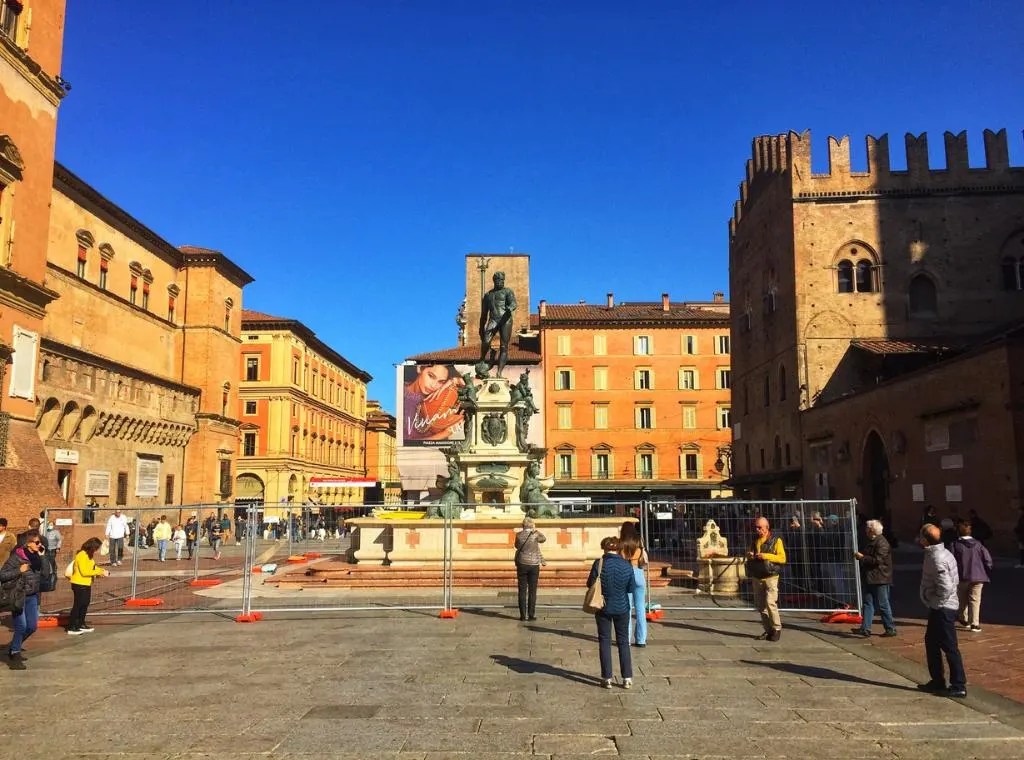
[587,536,636,689]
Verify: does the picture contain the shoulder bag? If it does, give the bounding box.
[0,575,26,614]
[582,555,605,613]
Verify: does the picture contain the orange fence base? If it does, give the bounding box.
[125,598,164,608]
[821,607,864,625]
[439,609,459,619]
[646,609,665,621]
[234,613,261,623]
[189,579,223,588]
[38,616,60,628]
[303,552,322,559]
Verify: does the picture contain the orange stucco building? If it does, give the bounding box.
[539,292,732,502]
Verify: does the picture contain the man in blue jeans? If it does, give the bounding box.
[917,524,967,698]
[852,519,897,637]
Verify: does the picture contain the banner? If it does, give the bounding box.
[402,364,466,447]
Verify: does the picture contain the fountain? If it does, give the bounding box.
[695,519,745,595]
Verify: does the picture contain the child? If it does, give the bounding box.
[172,525,187,561]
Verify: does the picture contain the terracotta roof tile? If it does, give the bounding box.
[851,339,963,356]
[241,308,288,322]
[541,302,729,325]
[409,337,541,363]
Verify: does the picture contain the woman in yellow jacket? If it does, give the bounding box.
[68,537,108,635]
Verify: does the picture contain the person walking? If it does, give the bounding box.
[1,529,46,670]
[587,537,636,689]
[68,538,109,635]
[746,517,787,641]
[185,516,198,559]
[209,518,224,560]
[917,524,967,698]
[618,522,648,647]
[45,521,63,560]
[951,518,993,633]
[172,525,187,561]
[0,518,16,566]
[105,508,130,566]
[852,519,897,637]
[513,517,546,622]
[153,516,172,562]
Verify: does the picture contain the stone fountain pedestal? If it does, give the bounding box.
[694,519,746,596]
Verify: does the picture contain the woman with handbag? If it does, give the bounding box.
[619,522,648,647]
[586,536,636,689]
[1,528,46,670]
[67,537,109,636]
[513,517,546,621]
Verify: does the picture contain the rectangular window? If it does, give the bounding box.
[129,285,137,305]
[167,299,175,323]
[245,357,259,381]
[242,432,257,457]
[164,474,175,505]
[558,453,574,479]
[557,405,572,430]
[555,368,573,390]
[684,335,697,355]
[593,334,607,356]
[219,460,232,497]
[292,358,299,384]
[556,335,571,355]
[716,335,730,354]
[595,453,610,479]
[635,369,652,390]
[679,368,698,390]
[594,405,608,429]
[634,335,652,355]
[639,453,654,479]
[593,367,608,391]
[717,406,731,430]
[716,368,731,390]
[290,433,297,457]
[9,326,38,400]
[244,400,257,415]
[637,406,653,429]
[682,405,697,429]
[116,472,129,506]
[76,259,86,279]
[0,1,20,41]
[98,268,108,290]
[224,307,231,332]
[684,453,699,479]
[141,290,149,311]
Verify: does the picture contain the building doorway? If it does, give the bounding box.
[57,468,74,506]
[861,431,889,522]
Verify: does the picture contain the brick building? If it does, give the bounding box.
[538,293,732,502]
[365,400,400,505]
[728,128,1024,550]
[38,165,253,512]
[0,0,74,523]
[236,310,372,518]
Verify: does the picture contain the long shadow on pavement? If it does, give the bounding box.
[491,654,601,686]
[739,659,919,692]
[526,623,596,642]
[659,620,759,640]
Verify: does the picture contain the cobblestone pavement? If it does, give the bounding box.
[1,606,1023,760]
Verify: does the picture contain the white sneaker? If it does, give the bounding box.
[67,629,84,636]
[623,678,633,689]
[970,626,982,632]
[79,626,95,633]
[601,679,612,689]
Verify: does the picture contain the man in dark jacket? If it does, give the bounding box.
[852,519,896,637]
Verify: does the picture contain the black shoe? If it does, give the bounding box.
[767,630,781,642]
[850,628,870,637]
[755,631,771,640]
[946,687,967,698]
[6,653,25,671]
[527,616,537,621]
[917,681,947,693]
[519,615,527,622]
[882,629,898,637]
[634,642,647,648]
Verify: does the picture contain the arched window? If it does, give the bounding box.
[855,260,875,293]
[1002,257,1023,291]
[778,365,787,402]
[909,274,938,316]
[837,260,853,293]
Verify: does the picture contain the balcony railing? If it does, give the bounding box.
[685,469,699,479]
[558,470,575,480]
[638,470,654,479]
[594,471,610,480]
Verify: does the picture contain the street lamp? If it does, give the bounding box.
[714,445,733,475]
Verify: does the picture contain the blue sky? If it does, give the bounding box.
[56,1,1024,410]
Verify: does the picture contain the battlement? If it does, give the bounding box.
[730,129,1024,238]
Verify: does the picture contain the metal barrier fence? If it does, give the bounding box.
[38,499,860,621]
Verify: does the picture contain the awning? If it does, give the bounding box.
[308,478,376,489]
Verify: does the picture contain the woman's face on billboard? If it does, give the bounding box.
[413,365,449,395]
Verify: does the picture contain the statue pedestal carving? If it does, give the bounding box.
[694,519,745,596]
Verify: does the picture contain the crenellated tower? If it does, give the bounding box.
[727,128,1024,501]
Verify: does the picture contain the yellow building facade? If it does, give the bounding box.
[365,400,400,505]
[236,310,372,517]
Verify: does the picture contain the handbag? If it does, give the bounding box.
[0,575,26,614]
[65,560,75,579]
[582,555,605,613]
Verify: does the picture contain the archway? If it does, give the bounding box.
[861,431,890,522]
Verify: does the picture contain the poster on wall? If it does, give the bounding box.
[135,455,162,498]
[85,470,111,497]
[402,364,466,446]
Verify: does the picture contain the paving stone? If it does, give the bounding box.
[533,734,618,755]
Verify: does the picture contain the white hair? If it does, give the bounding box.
[865,519,883,536]
[522,517,535,529]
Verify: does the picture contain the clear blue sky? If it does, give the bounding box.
[56,1,1024,411]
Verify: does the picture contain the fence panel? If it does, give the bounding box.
[41,504,247,618]
[244,504,444,613]
[641,499,861,614]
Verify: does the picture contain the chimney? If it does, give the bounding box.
[538,299,546,318]
[661,293,670,312]
[713,291,724,303]
[606,292,614,308]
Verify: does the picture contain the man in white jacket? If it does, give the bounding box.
[917,524,967,698]
[105,509,130,567]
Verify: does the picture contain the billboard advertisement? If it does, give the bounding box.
[402,364,466,446]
